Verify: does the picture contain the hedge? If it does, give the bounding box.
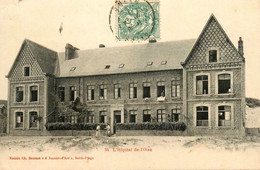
[116,122,186,131]
[45,122,186,131]
[45,123,106,130]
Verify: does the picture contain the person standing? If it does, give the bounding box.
[96,124,100,137]
[106,123,111,137]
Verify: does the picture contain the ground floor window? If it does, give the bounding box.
[172,108,180,122]
[100,111,107,123]
[15,112,23,128]
[114,111,121,123]
[88,111,95,123]
[218,106,231,126]
[196,106,208,126]
[157,109,166,122]
[143,110,151,122]
[129,110,137,123]
[29,111,38,128]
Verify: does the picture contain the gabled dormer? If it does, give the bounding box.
[182,14,244,70]
[6,39,58,82]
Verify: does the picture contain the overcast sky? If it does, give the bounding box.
[0,0,259,100]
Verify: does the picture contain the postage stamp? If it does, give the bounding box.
[115,0,160,41]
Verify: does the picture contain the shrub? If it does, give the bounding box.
[116,122,186,131]
[45,122,106,130]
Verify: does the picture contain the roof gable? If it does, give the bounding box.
[7,39,58,78]
[182,14,243,66]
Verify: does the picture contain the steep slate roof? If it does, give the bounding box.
[25,39,58,75]
[57,39,196,77]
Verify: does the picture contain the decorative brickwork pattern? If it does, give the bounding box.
[187,18,242,66]
[10,43,43,79]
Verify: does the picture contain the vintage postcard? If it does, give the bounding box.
[0,0,260,169]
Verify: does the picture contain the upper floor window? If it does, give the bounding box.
[218,106,231,126]
[129,83,137,99]
[143,82,151,98]
[171,78,180,97]
[24,66,30,76]
[87,86,95,101]
[16,86,24,102]
[157,81,165,97]
[143,110,151,122]
[114,84,121,99]
[218,74,231,94]
[196,75,208,95]
[209,50,217,62]
[69,86,76,101]
[30,86,38,102]
[99,85,107,100]
[172,108,180,122]
[129,110,137,123]
[157,109,166,122]
[196,106,208,126]
[15,111,23,128]
[29,111,38,128]
[58,87,65,102]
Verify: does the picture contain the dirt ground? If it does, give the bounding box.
[0,135,259,170]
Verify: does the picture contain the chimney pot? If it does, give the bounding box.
[99,44,105,48]
[65,43,79,60]
[238,37,244,57]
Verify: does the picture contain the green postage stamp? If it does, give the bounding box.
[115,0,160,40]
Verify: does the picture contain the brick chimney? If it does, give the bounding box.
[65,43,79,60]
[238,37,244,57]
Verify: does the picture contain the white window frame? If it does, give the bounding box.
[171,78,181,97]
[193,72,211,96]
[99,85,107,100]
[193,103,211,128]
[207,47,220,63]
[87,85,95,101]
[215,103,234,128]
[215,71,233,95]
[28,84,39,103]
[14,84,25,104]
[129,82,137,99]
[114,84,121,99]
[14,110,25,129]
[69,86,77,101]
[28,110,40,129]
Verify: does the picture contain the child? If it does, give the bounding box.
[96,124,100,137]
[106,123,111,137]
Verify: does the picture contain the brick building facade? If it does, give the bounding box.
[6,15,246,136]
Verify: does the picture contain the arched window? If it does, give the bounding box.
[196,106,208,126]
[218,74,231,94]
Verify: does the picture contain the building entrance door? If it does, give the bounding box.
[114,111,121,134]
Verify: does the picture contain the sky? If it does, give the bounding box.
[0,0,259,100]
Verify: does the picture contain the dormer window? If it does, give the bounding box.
[147,62,153,66]
[161,61,167,65]
[209,50,217,62]
[119,64,125,68]
[24,66,30,76]
[105,65,110,69]
[70,67,76,71]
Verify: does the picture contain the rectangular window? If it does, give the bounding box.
[58,87,65,102]
[172,108,180,122]
[218,106,231,126]
[15,112,23,128]
[30,86,38,102]
[157,109,166,122]
[87,86,95,100]
[24,66,30,76]
[143,110,151,122]
[209,50,217,62]
[143,82,151,98]
[171,78,180,97]
[69,86,76,101]
[88,111,95,123]
[129,110,137,123]
[196,75,208,95]
[99,111,107,123]
[29,111,38,128]
[218,74,231,94]
[129,83,137,99]
[114,84,121,99]
[157,82,165,97]
[99,85,107,100]
[16,86,24,102]
[196,106,209,126]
